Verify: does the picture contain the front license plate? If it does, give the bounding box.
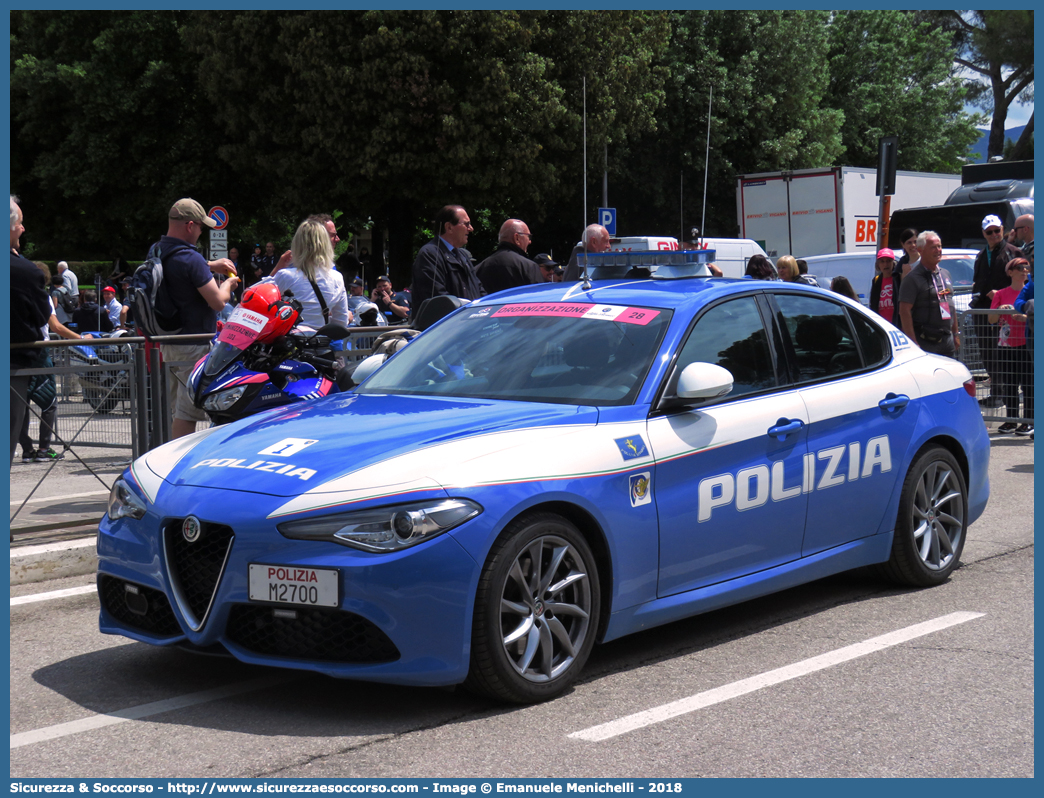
[248,563,339,608]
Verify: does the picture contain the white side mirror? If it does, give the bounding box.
[676,362,734,400]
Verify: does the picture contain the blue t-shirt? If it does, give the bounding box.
[159,235,216,334]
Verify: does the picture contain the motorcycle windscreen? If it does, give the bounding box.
[204,306,270,376]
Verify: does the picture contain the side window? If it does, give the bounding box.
[672,296,776,400]
[773,294,863,381]
[849,309,890,368]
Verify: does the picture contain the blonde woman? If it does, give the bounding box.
[776,255,820,286]
[776,255,800,283]
[265,218,351,329]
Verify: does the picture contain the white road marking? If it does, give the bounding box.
[11,675,292,749]
[11,585,97,606]
[570,611,985,742]
[10,489,110,506]
[10,537,95,560]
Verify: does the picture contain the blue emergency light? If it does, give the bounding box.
[579,249,717,280]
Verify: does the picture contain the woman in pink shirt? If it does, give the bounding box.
[989,257,1032,434]
[870,248,903,332]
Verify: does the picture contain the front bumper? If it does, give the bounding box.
[97,486,482,687]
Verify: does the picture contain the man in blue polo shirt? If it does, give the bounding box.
[158,198,239,439]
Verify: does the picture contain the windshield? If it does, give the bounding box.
[357,302,673,406]
[204,305,270,376]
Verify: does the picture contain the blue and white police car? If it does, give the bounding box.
[99,252,990,703]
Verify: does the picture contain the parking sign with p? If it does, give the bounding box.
[598,207,617,236]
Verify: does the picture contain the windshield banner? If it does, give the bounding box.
[492,303,660,325]
[217,306,269,349]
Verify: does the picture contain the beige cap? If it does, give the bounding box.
[169,198,217,228]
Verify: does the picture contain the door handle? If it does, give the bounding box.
[768,418,804,441]
[879,393,910,412]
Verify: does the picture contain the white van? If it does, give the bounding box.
[801,249,979,308]
[606,236,768,279]
[689,238,770,279]
[610,236,680,252]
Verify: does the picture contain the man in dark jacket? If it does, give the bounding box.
[10,196,54,462]
[411,205,484,314]
[563,224,611,282]
[71,290,114,334]
[476,219,543,296]
[972,214,1021,408]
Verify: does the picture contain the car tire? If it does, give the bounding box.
[465,512,600,704]
[879,446,967,587]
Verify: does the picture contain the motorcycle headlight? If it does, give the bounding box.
[204,385,248,411]
[108,477,147,521]
[278,498,482,552]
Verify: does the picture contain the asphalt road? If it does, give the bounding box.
[9,435,1033,779]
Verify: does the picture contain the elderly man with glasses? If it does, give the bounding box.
[898,231,960,359]
[411,204,485,314]
[475,219,544,296]
[1010,214,1034,272]
[972,214,1022,409]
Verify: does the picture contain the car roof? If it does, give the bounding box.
[800,248,978,263]
[469,276,779,314]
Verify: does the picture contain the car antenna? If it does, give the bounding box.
[699,85,712,250]
[580,75,592,290]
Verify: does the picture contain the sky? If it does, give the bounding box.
[970,99,1033,130]
[998,104,1033,128]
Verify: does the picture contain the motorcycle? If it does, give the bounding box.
[68,329,133,414]
[188,284,352,424]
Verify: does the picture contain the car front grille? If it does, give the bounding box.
[163,518,235,630]
[225,604,400,664]
[98,574,182,637]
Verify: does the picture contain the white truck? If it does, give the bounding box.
[736,166,960,257]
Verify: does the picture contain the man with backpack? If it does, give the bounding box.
[57,260,79,302]
[49,274,76,325]
[156,198,239,439]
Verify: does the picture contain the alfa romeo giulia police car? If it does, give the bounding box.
[98,252,990,703]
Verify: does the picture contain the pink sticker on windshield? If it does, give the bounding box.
[217,306,269,349]
[491,303,660,325]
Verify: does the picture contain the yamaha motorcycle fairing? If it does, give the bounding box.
[188,303,349,424]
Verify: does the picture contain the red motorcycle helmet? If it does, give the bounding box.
[240,283,300,343]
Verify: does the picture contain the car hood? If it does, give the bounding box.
[133,393,601,501]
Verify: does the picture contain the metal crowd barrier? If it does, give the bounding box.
[956,308,1034,427]
[10,327,386,464]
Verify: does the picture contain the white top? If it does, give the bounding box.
[264,266,350,330]
[346,295,388,326]
[61,269,79,298]
[104,297,122,328]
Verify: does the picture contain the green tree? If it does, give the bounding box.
[923,10,1034,160]
[614,10,845,239]
[824,10,981,172]
[182,10,669,282]
[10,10,236,261]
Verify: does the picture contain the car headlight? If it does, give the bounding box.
[108,477,147,520]
[278,498,482,552]
[204,385,248,411]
